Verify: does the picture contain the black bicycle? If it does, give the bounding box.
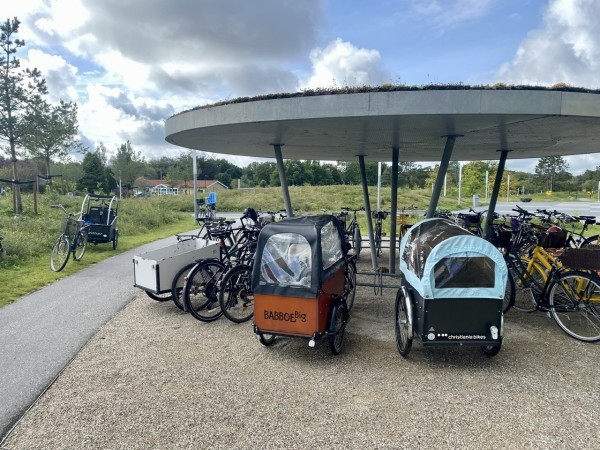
[50,204,89,272]
[372,210,389,256]
[340,207,363,256]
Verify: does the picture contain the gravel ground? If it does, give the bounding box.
[1,253,599,450]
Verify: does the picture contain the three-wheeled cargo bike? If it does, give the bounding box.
[395,218,508,357]
[252,215,357,355]
[81,194,119,249]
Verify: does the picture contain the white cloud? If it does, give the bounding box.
[24,49,79,103]
[495,0,600,87]
[302,39,390,89]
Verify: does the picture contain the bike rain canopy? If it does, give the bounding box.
[252,215,345,298]
[399,218,507,300]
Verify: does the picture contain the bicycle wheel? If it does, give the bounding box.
[344,260,357,311]
[580,234,600,248]
[503,268,515,313]
[171,263,195,310]
[510,258,545,313]
[394,287,413,357]
[183,259,226,322]
[375,224,382,256]
[145,290,172,301]
[328,301,347,355]
[258,333,275,346]
[73,228,88,261]
[353,226,362,256]
[112,229,119,250]
[548,271,600,342]
[50,235,70,272]
[219,264,254,323]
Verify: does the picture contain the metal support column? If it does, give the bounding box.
[426,135,459,218]
[485,149,510,240]
[359,155,377,269]
[388,147,399,273]
[273,144,294,218]
[193,150,198,220]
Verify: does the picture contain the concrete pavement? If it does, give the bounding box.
[0,234,184,440]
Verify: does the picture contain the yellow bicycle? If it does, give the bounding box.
[507,243,600,342]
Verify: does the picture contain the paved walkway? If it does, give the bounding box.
[0,235,183,440]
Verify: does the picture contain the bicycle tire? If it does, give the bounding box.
[171,263,196,310]
[112,229,119,250]
[145,290,172,301]
[375,223,382,256]
[394,287,413,357]
[503,268,515,313]
[580,234,600,248]
[219,264,254,323]
[353,226,362,256]
[73,228,88,261]
[328,301,347,355]
[345,260,357,311]
[50,235,71,272]
[548,271,600,342]
[183,259,226,322]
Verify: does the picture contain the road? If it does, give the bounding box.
[465,200,600,220]
[0,234,186,440]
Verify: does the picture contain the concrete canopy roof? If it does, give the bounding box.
[165,89,600,162]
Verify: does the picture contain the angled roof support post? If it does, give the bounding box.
[485,149,511,240]
[388,146,399,273]
[359,155,377,269]
[426,135,460,218]
[273,144,293,218]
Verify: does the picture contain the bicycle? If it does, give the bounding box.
[180,220,258,322]
[536,209,599,248]
[372,210,389,256]
[397,205,417,241]
[340,207,363,256]
[50,204,89,272]
[506,230,600,342]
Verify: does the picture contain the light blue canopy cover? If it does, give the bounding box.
[399,218,508,300]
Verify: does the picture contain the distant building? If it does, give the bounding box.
[133,178,229,196]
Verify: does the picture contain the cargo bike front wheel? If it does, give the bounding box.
[328,298,349,355]
[394,287,413,357]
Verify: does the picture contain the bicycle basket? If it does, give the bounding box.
[61,218,80,240]
[558,246,600,271]
[541,226,566,249]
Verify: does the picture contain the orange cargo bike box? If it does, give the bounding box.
[252,215,356,355]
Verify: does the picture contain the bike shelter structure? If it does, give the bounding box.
[165,88,600,282]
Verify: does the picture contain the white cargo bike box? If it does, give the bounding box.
[133,239,219,295]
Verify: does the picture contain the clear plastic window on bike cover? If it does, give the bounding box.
[434,257,495,289]
[321,221,343,270]
[259,233,312,288]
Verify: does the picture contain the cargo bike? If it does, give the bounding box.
[395,218,508,357]
[81,194,120,250]
[252,215,357,355]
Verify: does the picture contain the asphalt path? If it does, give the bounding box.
[0,233,188,440]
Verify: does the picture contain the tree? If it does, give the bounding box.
[535,156,569,192]
[0,17,47,214]
[78,151,107,194]
[110,140,145,189]
[22,99,80,177]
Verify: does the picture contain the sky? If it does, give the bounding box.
[3,0,600,175]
